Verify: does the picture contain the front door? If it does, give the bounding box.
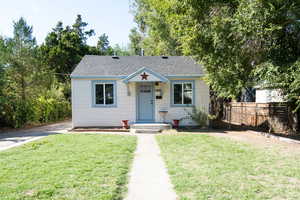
[137,83,154,122]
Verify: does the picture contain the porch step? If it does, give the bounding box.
[130,123,171,134]
[130,129,161,134]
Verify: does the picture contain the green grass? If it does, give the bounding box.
[0,134,136,200]
[157,134,300,200]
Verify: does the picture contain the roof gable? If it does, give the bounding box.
[123,67,169,83]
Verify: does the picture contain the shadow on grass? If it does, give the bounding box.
[175,127,228,134]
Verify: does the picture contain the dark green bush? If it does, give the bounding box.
[34,96,71,123]
[0,86,71,128]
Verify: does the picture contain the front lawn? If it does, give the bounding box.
[157,134,300,200]
[0,134,136,200]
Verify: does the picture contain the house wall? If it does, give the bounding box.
[256,89,285,103]
[71,78,210,127]
[72,79,136,127]
[154,79,210,126]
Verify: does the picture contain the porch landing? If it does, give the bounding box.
[130,123,172,134]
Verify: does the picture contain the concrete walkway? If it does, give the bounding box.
[0,121,71,151]
[125,134,177,200]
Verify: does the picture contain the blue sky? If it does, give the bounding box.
[0,0,136,46]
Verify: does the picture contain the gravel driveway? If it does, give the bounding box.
[0,121,72,151]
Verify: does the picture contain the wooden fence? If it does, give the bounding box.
[222,102,294,134]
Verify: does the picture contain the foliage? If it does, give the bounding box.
[185,107,208,128]
[1,15,133,128]
[0,134,137,199]
[0,18,71,128]
[131,0,300,112]
[0,37,7,122]
[40,15,96,77]
[97,33,114,55]
[131,0,181,56]
[33,85,71,123]
[112,44,131,56]
[254,60,300,112]
[129,27,143,55]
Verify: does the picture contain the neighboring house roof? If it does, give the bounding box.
[71,55,204,78]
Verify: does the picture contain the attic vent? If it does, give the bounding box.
[112,56,119,59]
[162,56,168,59]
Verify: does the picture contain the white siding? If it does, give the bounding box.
[72,78,210,127]
[154,79,210,126]
[255,89,285,103]
[72,79,136,127]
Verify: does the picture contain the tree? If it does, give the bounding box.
[131,0,181,56]
[112,44,131,56]
[72,14,95,43]
[129,27,142,55]
[131,0,300,103]
[0,37,7,123]
[0,37,7,125]
[97,33,113,55]
[0,18,59,127]
[40,15,96,77]
[6,17,38,101]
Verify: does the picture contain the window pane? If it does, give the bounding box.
[105,84,114,105]
[184,90,192,104]
[184,83,193,104]
[184,83,192,90]
[95,84,104,104]
[174,84,182,104]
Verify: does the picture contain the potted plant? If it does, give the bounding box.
[172,119,180,129]
[122,120,129,129]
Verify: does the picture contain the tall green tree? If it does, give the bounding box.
[40,14,95,77]
[6,17,38,101]
[1,17,58,127]
[72,14,95,43]
[97,33,113,55]
[131,0,182,55]
[0,37,8,124]
[129,27,142,55]
[131,0,300,107]
[112,44,131,56]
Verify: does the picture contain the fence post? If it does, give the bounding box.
[240,103,243,125]
[229,103,232,129]
[255,103,258,127]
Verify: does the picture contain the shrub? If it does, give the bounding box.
[33,86,71,123]
[0,96,36,128]
[0,84,71,128]
[185,107,208,128]
[34,96,70,123]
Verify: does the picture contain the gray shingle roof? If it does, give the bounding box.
[71,55,204,77]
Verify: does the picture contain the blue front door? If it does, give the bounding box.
[137,83,154,121]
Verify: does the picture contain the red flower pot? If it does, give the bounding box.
[122,120,129,129]
[173,119,180,129]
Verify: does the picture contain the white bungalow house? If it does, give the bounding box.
[71,55,209,128]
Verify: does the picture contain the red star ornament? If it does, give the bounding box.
[140,72,149,80]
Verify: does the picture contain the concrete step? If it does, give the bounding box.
[130,123,171,130]
[130,129,161,134]
[130,123,171,134]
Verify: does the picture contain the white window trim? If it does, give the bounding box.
[91,80,117,107]
[170,80,195,107]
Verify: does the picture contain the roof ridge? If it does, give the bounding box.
[71,55,204,76]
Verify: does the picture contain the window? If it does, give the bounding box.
[92,81,116,107]
[171,81,194,106]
